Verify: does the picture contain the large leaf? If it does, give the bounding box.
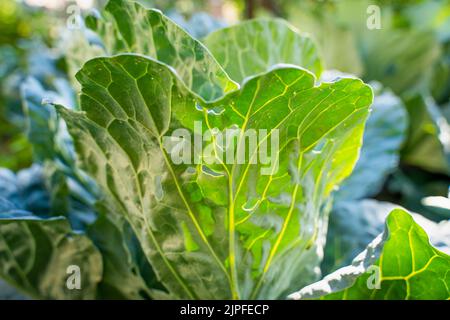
[0,211,102,299]
[57,51,372,299]
[203,19,322,83]
[322,199,450,274]
[335,83,408,201]
[289,209,450,300]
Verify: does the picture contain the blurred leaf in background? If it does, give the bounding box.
[0,0,62,171]
[322,199,450,274]
[401,94,450,175]
[291,209,450,300]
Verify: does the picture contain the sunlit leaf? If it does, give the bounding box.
[290,209,450,300]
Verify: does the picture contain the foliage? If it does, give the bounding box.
[57,1,372,298]
[290,209,450,300]
[0,0,449,300]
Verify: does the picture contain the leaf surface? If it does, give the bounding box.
[290,209,450,300]
[58,52,372,299]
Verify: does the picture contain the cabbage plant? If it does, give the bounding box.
[0,0,448,300]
